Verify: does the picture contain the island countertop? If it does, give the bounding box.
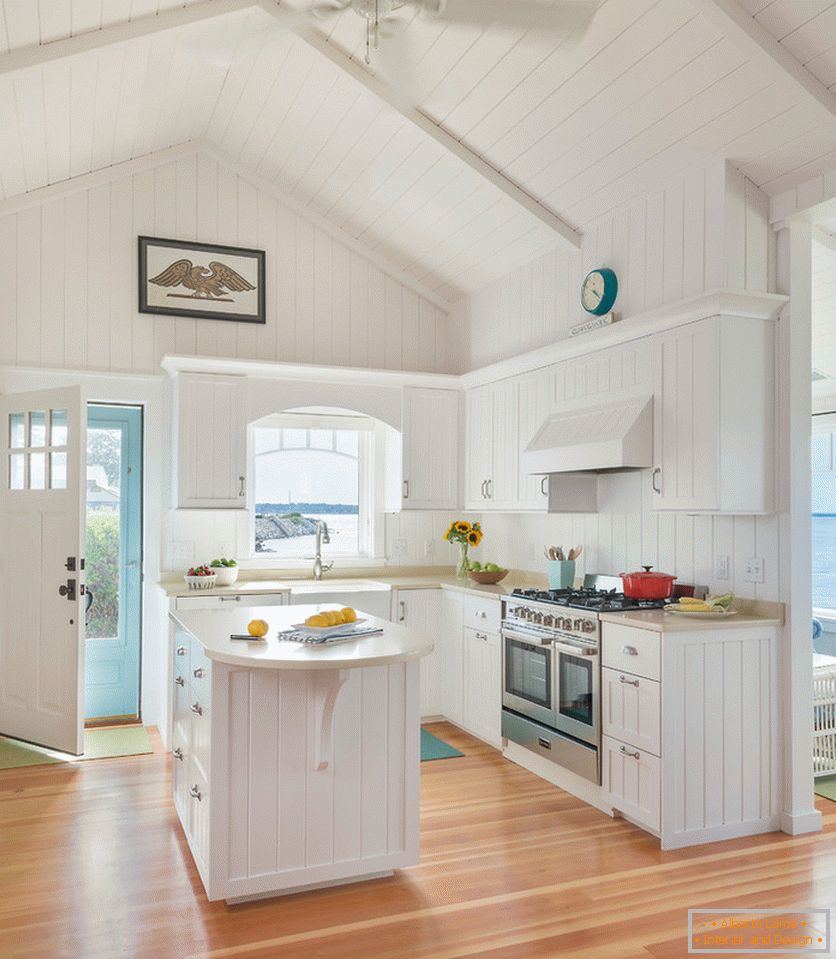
[169,603,433,670]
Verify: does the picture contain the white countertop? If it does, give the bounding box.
[170,603,434,670]
[158,572,517,600]
[599,608,784,632]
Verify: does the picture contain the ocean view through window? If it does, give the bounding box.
[252,415,372,558]
[813,429,836,609]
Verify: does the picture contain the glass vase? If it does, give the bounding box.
[456,542,470,579]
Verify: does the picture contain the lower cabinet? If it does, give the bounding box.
[396,587,502,749]
[601,619,780,850]
[462,627,502,747]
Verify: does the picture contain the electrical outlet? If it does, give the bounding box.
[423,539,434,558]
[393,538,407,556]
[744,556,765,584]
[714,554,730,581]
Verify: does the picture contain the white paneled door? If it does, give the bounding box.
[0,387,86,754]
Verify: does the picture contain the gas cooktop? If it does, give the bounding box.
[509,586,668,612]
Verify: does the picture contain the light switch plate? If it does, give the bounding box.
[714,555,730,581]
[744,556,765,584]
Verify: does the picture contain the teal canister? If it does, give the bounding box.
[547,560,575,590]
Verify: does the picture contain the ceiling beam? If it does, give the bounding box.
[256,0,582,253]
[0,0,255,76]
[688,0,836,128]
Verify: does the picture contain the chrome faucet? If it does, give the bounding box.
[313,521,333,581]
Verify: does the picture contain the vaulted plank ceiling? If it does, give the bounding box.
[1,0,836,302]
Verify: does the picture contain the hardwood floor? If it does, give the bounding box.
[1,722,835,959]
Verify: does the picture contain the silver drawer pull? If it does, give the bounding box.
[174,675,185,687]
[193,667,204,679]
[621,645,638,656]
[176,645,186,656]
[189,785,202,801]
[172,747,183,761]
[475,632,487,641]
[477,610,487,618]
[618,675,640,687]
[619,745,641,760]
[190,702,203,716]
[220,595,241,602]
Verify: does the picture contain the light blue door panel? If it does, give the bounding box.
[85,405,142,721]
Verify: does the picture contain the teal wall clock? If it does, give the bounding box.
[581,268,618,316]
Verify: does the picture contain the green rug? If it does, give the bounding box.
[0,726,153,770]
[815,774,836,801]
[421,728,464,762]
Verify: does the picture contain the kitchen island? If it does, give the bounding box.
[168,603,432,902]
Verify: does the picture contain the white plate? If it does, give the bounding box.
[664,605,737,618]
[291,617,368,634]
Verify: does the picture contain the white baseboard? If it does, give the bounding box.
[661,815,780,850]
[780,808,823,835]
[502,741,612,816]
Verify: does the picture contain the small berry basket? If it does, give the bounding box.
[184,565,217,591]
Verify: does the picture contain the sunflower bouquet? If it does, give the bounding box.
[444,520,482,578]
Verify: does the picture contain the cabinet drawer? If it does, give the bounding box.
[602,734,661,833]
[188,695,211,783]
[175,592,286,611]
[462,595,501,633]
[602,623,660,681]
[188,637,212,703]
[602,667,661,756]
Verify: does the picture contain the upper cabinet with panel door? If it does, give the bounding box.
[173,373,247,509]
[465,379,520,511]
[651,314,775,513]
[399,388,459,510]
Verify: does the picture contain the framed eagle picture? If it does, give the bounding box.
[138,236,266,324]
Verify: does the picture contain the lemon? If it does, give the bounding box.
[247,618,269,638]
[305,614,327,627]
[341,607,357,623]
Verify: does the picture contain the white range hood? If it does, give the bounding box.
[522,395,654,475]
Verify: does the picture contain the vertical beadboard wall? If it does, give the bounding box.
[456,160,773,371]
[0,151,453,375]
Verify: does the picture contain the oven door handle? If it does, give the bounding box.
[553,641,598,657]
[501,627,554,647]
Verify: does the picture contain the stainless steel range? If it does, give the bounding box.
[500,575,671,784]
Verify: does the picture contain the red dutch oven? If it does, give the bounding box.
[620,565,676,600]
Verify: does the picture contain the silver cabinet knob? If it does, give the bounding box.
[172,747,183,761]
[176,645,186,656]
[193,667,204,679]
[622,645,638,656]
[190,702,203,716]
[189,785,202,801]
[618,675,640,687]
[174,675,184,687]
[619,745,641,760]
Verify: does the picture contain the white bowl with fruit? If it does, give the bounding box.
[184,565,217,590]
[467,561,508,585]
[209,557,238,586]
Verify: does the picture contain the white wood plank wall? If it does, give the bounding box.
[0,154,452,375]
[456,161,773,370]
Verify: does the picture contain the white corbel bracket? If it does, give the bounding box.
[313,669,349,771]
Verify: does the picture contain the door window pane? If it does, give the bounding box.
[9,413,24,449]
[29,452,45,489]
[29,412,46,447]
[50,452,67,490]
[9,454,24,490]
[51,409,68,447]
[86,426,122,640]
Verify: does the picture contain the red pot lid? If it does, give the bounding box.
[621,566,675,579]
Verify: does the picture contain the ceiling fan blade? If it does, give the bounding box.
[417,0,597,33]
[309,0,352,19]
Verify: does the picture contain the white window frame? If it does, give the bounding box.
[812,414,836,618]
[245,412,386,568]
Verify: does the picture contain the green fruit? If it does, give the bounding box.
[210,559,222,568]
[485,563,500,572]
[469,561,482,571]
[228,559,237,567]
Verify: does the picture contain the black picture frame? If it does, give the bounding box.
[138,235,266,324]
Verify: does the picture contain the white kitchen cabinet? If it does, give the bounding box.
[652,314,774,513]
[465,379,519,511]
[440,590,464,726]
[173,373,247,509]
[393,588,444,717]
[517,368,552,510]
[400,388,459,510]
[462,626,501,747]
[601,618,780,850]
